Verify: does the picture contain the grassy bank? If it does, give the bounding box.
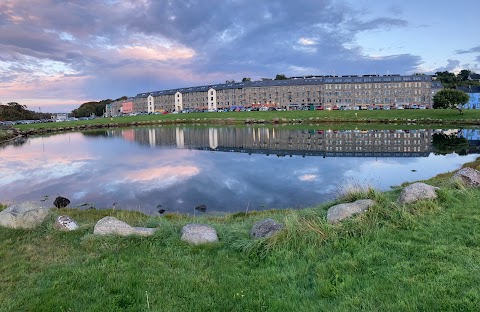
[13,109,480,132]
[1,161,479,311]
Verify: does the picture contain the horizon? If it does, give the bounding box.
[1,0,479,113]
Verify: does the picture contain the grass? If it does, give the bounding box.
[12,109,480,131]
[1,161,480,311]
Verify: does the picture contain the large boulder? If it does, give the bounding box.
[54,215,79,231]
[250,218,283,239]
[0,202,50,229]
[398,182,439,204]
[93,216,155,236]
[452,167,480,187]
[181,224,218,245]
[327,199,375,224]
[53,196,70,208]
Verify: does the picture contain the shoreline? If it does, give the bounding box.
[6,116,480,139]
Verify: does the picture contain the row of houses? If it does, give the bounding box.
[105,74,445,116]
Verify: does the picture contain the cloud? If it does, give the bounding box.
[0,0,428,111]
[434,59,461,73]
[350,17,408,32]
[456,46,480,54]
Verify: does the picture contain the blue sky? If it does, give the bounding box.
[0,0,479,112]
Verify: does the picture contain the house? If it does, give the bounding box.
[467,73,480,81]
[457,86,480,109]
[51,113,68,122]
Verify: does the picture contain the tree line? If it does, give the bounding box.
[434,69,479,89]
[71,96,127,117]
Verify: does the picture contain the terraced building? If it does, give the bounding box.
[106,74,442,116]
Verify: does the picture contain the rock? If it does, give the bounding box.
[54,215,79,231]
[195,204,207,212]
[327,199,375,224]
[398,182,439,204]
[452,167,480,186]
[250,218,283,239]
[0,202,50,229]
[93,216,155,236]
[181,224,218,245]
[53,196,70,208]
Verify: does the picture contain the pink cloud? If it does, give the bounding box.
[125,166,200,182]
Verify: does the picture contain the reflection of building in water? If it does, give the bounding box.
[209,128,218,149]
[148,128,156,147]
[108,127,434,157]
[176,128,184,148]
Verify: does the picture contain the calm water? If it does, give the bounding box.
[1,126,479,214]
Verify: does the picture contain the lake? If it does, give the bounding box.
[1,125,479,214]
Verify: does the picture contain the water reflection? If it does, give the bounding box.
[0,126,479,214]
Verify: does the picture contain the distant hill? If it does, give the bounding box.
[0,102,51,121]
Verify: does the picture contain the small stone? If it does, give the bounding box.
[54,215,79,231]
[195,204,207,212]
[398,182,439,204]
[181,223,218,245]
[53,196,70,208]
[250,218,283,239]
[327,199,375,224]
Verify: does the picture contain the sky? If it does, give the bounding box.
[0,0,479,113]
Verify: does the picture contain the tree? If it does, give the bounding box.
[433,89,469,113]
[71,99,113,117]
[225,79,235,83]
[435,71,458,88]
[241,77,251,82]
[274,74,288,80]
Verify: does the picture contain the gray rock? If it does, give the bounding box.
[327,199,375,224]
[0,202,50,229]
[54,215,79,231]
[93,216,155,236]
[250,218,283,239]
[452,167,480,187]
[181,223,218,245]
[398,182,439,204]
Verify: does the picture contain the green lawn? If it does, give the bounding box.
[1,160,479,311]
[13,109,480,131]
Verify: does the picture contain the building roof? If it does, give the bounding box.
[457,86,480,93]
[468,73,480,80]
[431,81,444,89]
[135,75,434,98]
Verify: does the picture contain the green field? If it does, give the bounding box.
[1,159,479,311]
[12,109,480,132]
